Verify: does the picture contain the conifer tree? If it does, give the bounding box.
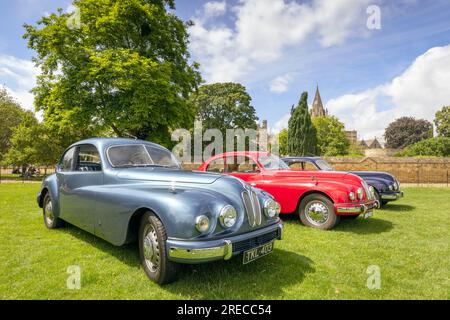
[287,92,317,156]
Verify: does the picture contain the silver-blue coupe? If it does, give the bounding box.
[37,138,282,284]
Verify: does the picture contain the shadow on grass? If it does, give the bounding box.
[382,204,415,212]
[63,223,140,268]
[281,213,393,235]
[336,217,394,234]
[61,223,314,298]
[166,249,314,299]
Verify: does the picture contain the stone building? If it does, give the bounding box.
[310,86,328,118]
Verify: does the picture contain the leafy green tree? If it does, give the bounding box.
[399,137,450,157]
[277,128,288,156]
[24,0,201,146]
[312,116,350,156]
[0,88,36,163]
[287,92,317,156]
[4,120,89,171]
[434,106,450,137]
[191,83,258,153]
[384,117,433,149]
[193,83,258,132]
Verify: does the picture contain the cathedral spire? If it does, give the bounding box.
[311,85,327,118]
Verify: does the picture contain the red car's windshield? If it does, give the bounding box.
[258,155,290,170]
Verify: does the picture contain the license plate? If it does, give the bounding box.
[243,241,274,265]
[364,211,373,219]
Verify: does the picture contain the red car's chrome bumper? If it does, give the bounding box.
[335,200,378,215]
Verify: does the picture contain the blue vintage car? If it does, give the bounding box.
[282,157,403,207]
[37,138,282,284]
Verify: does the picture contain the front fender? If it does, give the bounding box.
[37,174,60,217]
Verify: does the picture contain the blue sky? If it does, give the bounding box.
[1,0,450,140]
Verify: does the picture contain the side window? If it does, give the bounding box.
[60,147,76,172]
[288,162,303,171]
[206,158,225,173]
[76,145,102,172]
[226,156,258,173]
[304,162,319,171]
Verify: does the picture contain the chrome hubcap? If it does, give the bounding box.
[305,201,329,226]
[143,225,159,273]
[44,199,54,225]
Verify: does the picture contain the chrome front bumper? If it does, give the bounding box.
[336,200,378,215]
[381,191,404,201]
[167,222,283,264]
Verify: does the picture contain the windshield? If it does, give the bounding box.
[107,144,180,169]
[258,155,290,170]
[315,159,334,171]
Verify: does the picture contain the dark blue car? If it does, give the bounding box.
[281,157,404,208]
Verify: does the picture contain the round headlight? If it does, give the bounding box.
[264,199,281,218]
[357,188,364,200]
[388,184,394,191]
[195,215,210,233]
[349,191,356,201]
[219,205,237,228]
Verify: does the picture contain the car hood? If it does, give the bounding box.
[349,171,396,183]
[115,167,222,184]
[267,170,362,184]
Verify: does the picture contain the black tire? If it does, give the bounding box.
[42,193,64,229]
[139,212,179,285]
[299,194,340,230]
[374,190,387,208]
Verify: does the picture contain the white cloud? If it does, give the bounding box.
[0,55,39,111]
[270,73,295,93]
[189,0,370,83]
[203,1,227,18]
[272,45,450,140]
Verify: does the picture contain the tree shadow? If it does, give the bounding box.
[382,204,415,212]
[165,249,315,299]
[335,217,394,235]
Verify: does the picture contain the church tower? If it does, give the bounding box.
[311,85,328,118]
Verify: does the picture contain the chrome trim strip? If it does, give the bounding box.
[336,206,364,214]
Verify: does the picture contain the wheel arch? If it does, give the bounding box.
[297,190,334,212]
[125,207,163,244]
[38,187,49,208]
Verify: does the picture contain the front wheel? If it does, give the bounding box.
[299,194,340,230]
[139,212,179,285]
[43,193,64,229]
[374,190,388,208]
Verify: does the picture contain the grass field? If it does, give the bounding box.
[0,183,449,300]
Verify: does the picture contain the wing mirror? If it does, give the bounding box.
[55,164,62,173]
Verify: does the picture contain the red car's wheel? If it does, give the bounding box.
[299,194,339,230]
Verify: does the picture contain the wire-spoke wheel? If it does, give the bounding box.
[138,212,179,284]
[299,194,339,230]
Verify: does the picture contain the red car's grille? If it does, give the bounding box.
[242,189,262,227]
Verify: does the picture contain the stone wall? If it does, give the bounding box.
[181,157,450,184]
[324,157,450,184]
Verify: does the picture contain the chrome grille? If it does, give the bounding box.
[242,189,262,227]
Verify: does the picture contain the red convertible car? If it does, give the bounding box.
[198,152,378,230]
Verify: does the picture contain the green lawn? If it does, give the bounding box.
[0,183,449,300]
